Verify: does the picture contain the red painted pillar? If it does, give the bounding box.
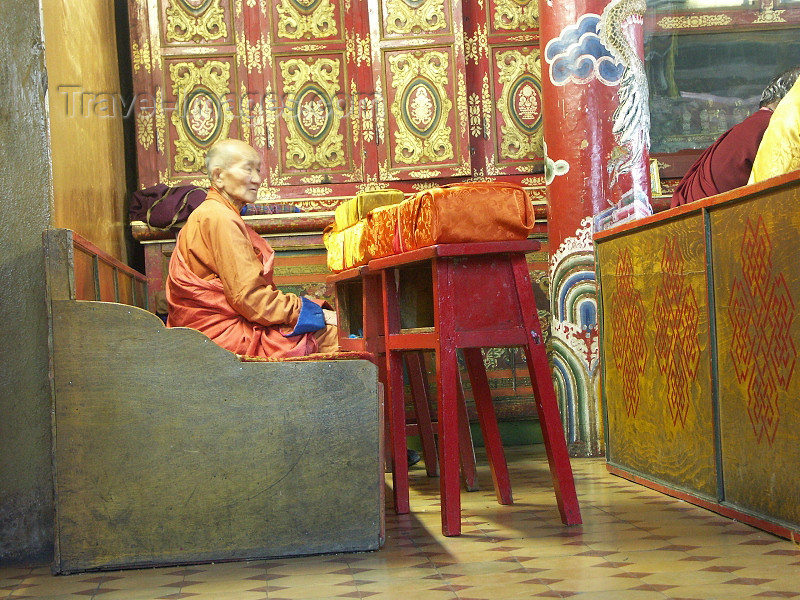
[537,0,651,456]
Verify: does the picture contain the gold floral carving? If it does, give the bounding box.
[385,0,447,35]
[457,70,468,140]
[484,154,505,175]
[270,164,290,186]
[493,0,538,31]
[754,8,785,23]
[257,183,281,201]
[375,78,386,145]
[346,32,372,67]
[169,61,235,173]
[237,32,272,72]
[304,186,333,196]
[132,41,151,73]
[155,86,166,154]
[252,101,266,148]
[240,81,251,145]
[507,34,536,42]
[264,82,277,149]
[280,57,345,169]
[495,49,543,161]
[356,178,390,193]
[137,111,155,149]
[276,0,338,40]
[388,51,454,165]
[379,160,400,181]
[468,93,482,138]
[481,73,492,140]
[453,162,472,176]
[409,169,441,178]
[656,14,732,28]
[362,96,375,143]
[295,44,327,52]
[165,0,228,43]
[411,181,438,191]
[464,23,488,66]
[350,79,360,152]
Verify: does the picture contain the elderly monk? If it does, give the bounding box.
[671,66,800,207]
[749,76,800,184]
[166,139,338,357]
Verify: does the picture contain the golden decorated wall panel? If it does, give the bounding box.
[368,0,471,181]
[598,212,717,499]
[128,0,544,203]
[159,0,234,46]
[711,191,800,526]
[462,0,543,177]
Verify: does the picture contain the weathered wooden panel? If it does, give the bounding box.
[51,301,382,573]
[711,188,800,526]
[598,211,717,498]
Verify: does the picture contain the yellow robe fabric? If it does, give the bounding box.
[749,78,800,184]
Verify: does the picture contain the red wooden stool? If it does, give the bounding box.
[369,240,582,536]
[327,267,477,484]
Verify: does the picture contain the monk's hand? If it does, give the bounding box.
[323,309,338,326]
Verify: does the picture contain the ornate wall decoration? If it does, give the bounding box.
[464,23,488,65]
[549,216,600,453]
[155,87,166,154]
[481,74,492,140]
[279,57,345,170]
[239,82,251,145]
[753,7,786,23]
[165,0,228,43]
[653,236,700,428]
[388,51,454,165]
[169,61,235,173]
[656,14,732,29]
[728,216,796,445]
[468,93,482,138]
[492,0,539,31]
[137,111,155,149]
[384,0,447,35]
[346,32,371,67]
[362,96,375,143]
[132,41,152,74]
[609,247,647,419]
[251,100,266,148]
[237,33,271,72]
[495,50,543,161]
[276,0,338,40]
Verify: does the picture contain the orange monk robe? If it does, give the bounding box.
[749,78,800,184]
[166,189,338,357]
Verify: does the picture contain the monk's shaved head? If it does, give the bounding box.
[205,139,259,178]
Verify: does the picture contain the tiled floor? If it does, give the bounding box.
[2,446,799,600]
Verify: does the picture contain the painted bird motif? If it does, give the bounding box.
[597,0,650,185]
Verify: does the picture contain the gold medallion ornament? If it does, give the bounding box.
[656,14,732,28]
[280,57,346,170]
[389,50,454,165]
[276,0,338,40]
[495,49,543,161]
[165,0,228,43]
[493,0,539,31]
[385,0,447,35]
[169,61,235,173]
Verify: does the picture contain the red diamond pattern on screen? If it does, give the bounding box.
[610,248,648,418]
[728,216,796,445]
[653,236,701,428]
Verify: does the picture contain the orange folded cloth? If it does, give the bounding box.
[395,182,535,251]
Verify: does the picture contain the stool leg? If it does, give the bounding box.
[511,256,582,525]
[456,371,479,492]
[405,352,439,477]
[437,345,461,536]
[463,347,512,504]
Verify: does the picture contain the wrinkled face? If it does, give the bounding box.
[215,149,262,207]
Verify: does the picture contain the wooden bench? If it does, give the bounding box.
[43,228,383,574]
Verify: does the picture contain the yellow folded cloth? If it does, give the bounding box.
[334,189,405,230]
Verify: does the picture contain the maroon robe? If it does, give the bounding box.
[671,108,773,207]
